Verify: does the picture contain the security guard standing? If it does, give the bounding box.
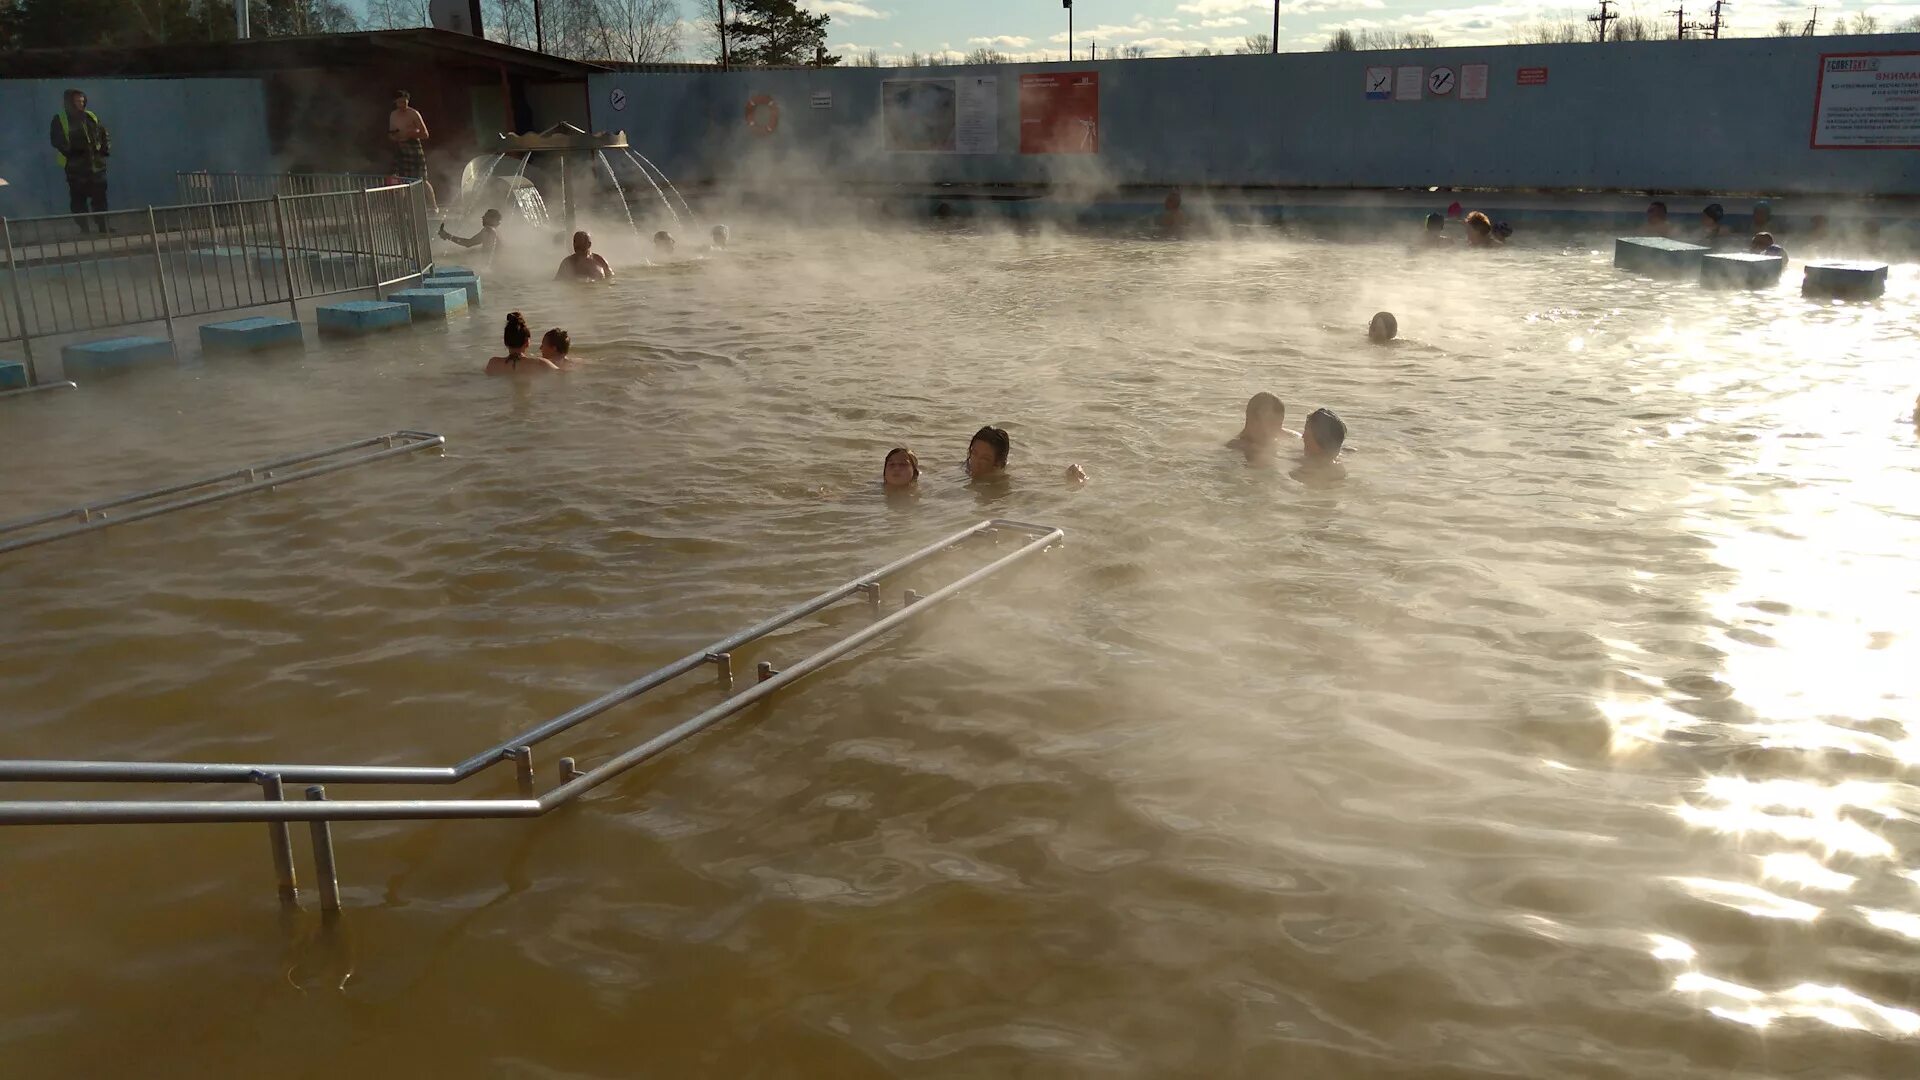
[49,88,111,234]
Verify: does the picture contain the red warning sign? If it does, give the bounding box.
[1019,71,1100,154]
[1517,66,1549,85]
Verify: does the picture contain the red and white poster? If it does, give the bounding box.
[1812,52,1920,149]
[1019,71,1099,154]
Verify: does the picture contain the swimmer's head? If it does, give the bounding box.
[1750,231,1776,253]
[1646,201,1668,223]
[572,230,592,254]
[540,327,570,361]
[503,310,530,351]
[1243,392,1286,440]
[652,230,675,253]
[1702,203,1724,225]
[710,224,729,248]
[1303,408,1347,460]
[481,208,502,228]
[967,425,1010,478]
[1752,200,1772,228]
[932,202,953,219]
[883,447,919,489]
[1465,211,1493,240]
[1424,213,1444,234]
[1368,311,1398,343]
[1493,220,1513,241]
[1165,189,1183,212]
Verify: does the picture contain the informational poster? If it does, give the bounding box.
[1427,66,1456,96]
[1517,66,1549,85]
[1019,71,1100,153]
[811,90,833,109]
[1460,63,1490,100]
[1812,52,1920,149]
[1364,66,1393,100]
[1395,65,1423,101]
[883,77,998,153]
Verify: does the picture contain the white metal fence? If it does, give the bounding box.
[0,173,433,386]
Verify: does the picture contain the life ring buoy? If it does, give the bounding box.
[745,94,780,136]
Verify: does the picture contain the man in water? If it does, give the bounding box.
[651,231,676,262]
[439,208,502,268]
[387,90,436,211]
[967,425,1010,481]
[1368,312,1398,344]
[1303,409,1346,461]
[556,230,614,282]
[1700,203,1727,245]
[49,89,110,234]
[1645,201,1671,237]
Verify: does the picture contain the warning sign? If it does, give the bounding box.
[1812,52,1920,149]
[1395,65,1423,101]
[1517,66,1549,85]
[1364,66,1393,100]
[1461,63,1489,100]
[1427,67,1456,96]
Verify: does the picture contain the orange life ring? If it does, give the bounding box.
[745,94,780,136]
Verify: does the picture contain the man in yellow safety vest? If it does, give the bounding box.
[48,88,111,234]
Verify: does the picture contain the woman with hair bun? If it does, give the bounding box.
[486,312,560,375]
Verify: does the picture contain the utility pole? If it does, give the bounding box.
[1064,0,1073,64]
[1705,0,1728,37]
[1589,0,1618,41]
[1272,0,1280,52]
[1668,4,1686,37]
[717,0,728,65]
[534,0,545,52]
[234,0,249,39]
[1801,4,1817,33]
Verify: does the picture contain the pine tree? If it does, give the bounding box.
[724,0,837,66]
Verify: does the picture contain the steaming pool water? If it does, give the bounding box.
[3,222,1919,1078]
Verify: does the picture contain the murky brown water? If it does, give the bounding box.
[3,223,1918,1077]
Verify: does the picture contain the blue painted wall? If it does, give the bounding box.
[589,34,1920,195]
[0,78,273,219]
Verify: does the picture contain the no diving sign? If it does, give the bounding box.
[610,87,628,111]
[1427,67,1456,96]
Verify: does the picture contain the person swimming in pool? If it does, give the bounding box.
[882,447,920,491]
[485,311,560,375]
[1700,203,1727,246]
[1423,213,1450,244]
[1369,312,1398,344]
[539,327,571,369]
[1464,210,1497,248]
[709,224,730,251]
[966,425,1087,485]
[1227,392,1292,454]
[1645,201,1672,237]
[651,230,675,262]
[1302,407,1347,462]
[439,208,502,267]
[556,230,613,282]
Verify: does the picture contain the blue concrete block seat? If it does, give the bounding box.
[316,300,412,335]
[433,264,473,276]
[1802,260,1887,300]
[1700,253,1784,289]
[200,316,304,354]
[1614,236,1709,277]
[1,360,27,390]
[61,336,175,379]
[388,287,469,318]
[423,272,482,307]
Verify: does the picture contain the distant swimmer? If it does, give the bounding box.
[1750,231,1786,262]
[1464,210,1496,248]
[1752,200,1773,234]
[485,311,559,375]
[556,230,613,282]
[1227,392,1290,454]
[1368,312,1398,344]
[1493,220,1514,244]
[439,208,502,267]
[1423,213,1449,244]
[652,230,676,262]
[540,327,571,369]
[709,224,729,251]
[1645,201,1671,237]
[964,424,1087,485]
[1302,408,1347,462]
[1161,189,1188,234]
[1700,203,1726,245]
[882,447,920,492]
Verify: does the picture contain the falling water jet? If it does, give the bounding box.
[592,149,643,248]
[462,124,690,247]
[612,148,682,231]
[625,148,694,225]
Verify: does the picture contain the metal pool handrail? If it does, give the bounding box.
[0,519,1065,911]
[0,380,77,400]
[0,431,445,555]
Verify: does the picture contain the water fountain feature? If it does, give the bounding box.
[449,124,697,250]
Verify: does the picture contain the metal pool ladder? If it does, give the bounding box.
[0,430,445,555]
[0,518,1065,914]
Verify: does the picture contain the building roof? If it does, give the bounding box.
[0,28,601,80]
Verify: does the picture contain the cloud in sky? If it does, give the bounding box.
[814,1,889,18]
[1200,16,1252,27]
[968,34,1034,48]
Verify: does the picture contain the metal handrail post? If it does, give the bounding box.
[360,188,380,299]
[146,208,175,349]
[271,196,299,320]
[305,786,341,914]
[2,218,39,386]
[256,773,299,905]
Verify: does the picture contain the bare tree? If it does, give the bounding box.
[1121,43,1148,58]
[365,0,429,28]
[1238,32,1273,53]
[963,46,1007,64]
[1325,28,1356,50]
[485,0,535,47]
[599,0,682,61]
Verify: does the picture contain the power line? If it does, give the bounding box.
[1588,0,1618,41]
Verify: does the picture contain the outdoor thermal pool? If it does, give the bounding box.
[2,221,1918,1078]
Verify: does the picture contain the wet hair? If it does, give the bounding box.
[572,230,591,251]
[503,311,530,350]
[884,447,920,479]
[1647,200,1668,220]
[1465,211,1492,237]
[1244,392,1285,431]
[1703,203,1724,223]
[1750,231,1776,252]
[969,425,1010,467]
[710,224,729,246]
[542,328,570,356]
[481,208,502,227]
[653,231,675,250]
[1493,221,1513,241]
[1424,213,1444,233]
[1304,408,1347,458]
[1368,311,1398,343]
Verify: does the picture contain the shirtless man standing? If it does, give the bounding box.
[387,90,436,210]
